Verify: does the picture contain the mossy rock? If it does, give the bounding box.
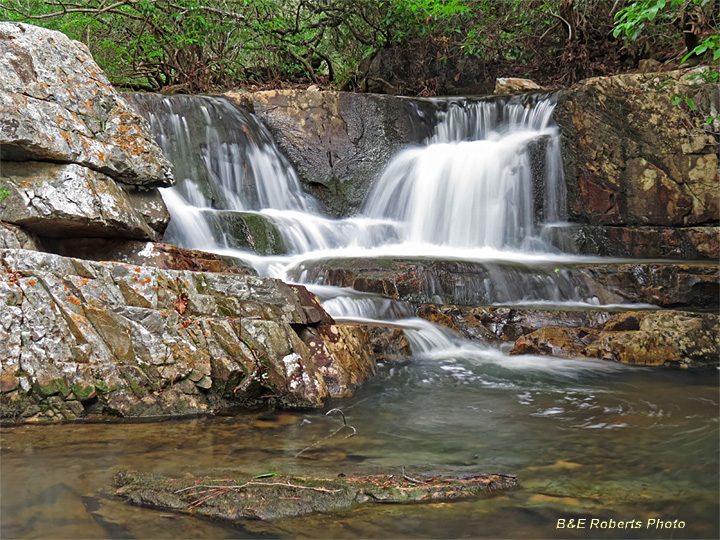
[198,210,287,255]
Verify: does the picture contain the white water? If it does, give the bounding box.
[129,93,593,357]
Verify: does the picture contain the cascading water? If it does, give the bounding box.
[129,92,577,356]
[363,95,566,249]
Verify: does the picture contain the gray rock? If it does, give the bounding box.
[1,161,160,240]
[0,221,40,250]
[0,22,174,188]
[0,249,377,422]
[226,90,435,217]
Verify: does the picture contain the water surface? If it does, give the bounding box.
[3,357,717,539]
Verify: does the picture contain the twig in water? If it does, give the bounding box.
[295,408,356,458]
[401,466,425,485]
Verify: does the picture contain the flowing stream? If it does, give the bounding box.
[1,93,717,539]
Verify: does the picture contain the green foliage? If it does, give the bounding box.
[1,0,714,92]
[613,0,718,124]
[613,0,719,63]
[0,185,10,202]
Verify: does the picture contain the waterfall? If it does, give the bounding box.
[130,92,571,355]
[363,94,566,249]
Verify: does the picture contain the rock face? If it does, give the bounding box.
[226,90,435,217]
[0,22,172,241]
[510,311,719,368]
[555,68,719,259]
[0,249,376,422]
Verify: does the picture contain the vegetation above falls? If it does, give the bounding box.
[0,0,717,93]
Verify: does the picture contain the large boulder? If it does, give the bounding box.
[0,22,172,241]
[0,249,377,422]
[555,67,719,258]
[226,89,435,217]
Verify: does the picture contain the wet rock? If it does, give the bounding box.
[587,263,719,310]
[510,310,719,368]
[361,325,413,363]
[226,90,435,217]
[555,68,719,228]
[197,210,286,255]
[114,470,518,521]
[295,325,376,397]
[0,22,174,188]
[549,224,720,260]
[0,249,377,422]
[494,78,542,94]
[417,305,614,343]
[0,161,161,240]
[287,257,719,310]
[39,238,257,275]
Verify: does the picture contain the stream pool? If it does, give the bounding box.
[2,353,717,539]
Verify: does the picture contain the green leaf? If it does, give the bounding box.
[254,473,277,479]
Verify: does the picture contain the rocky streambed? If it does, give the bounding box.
[1,20,719,536]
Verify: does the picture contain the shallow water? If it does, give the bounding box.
[2,355,717,539]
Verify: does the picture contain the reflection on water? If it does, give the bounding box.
[2,357,718,539]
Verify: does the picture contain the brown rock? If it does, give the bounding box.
[510,310,719,368]
[555,68,719,227]
[494,78,542,94]
[361,325,413,363]
[40,237,257,275]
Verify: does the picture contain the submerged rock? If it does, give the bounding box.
[0,249,377,422]
[510,311,719,368]
[114,469,518,522]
